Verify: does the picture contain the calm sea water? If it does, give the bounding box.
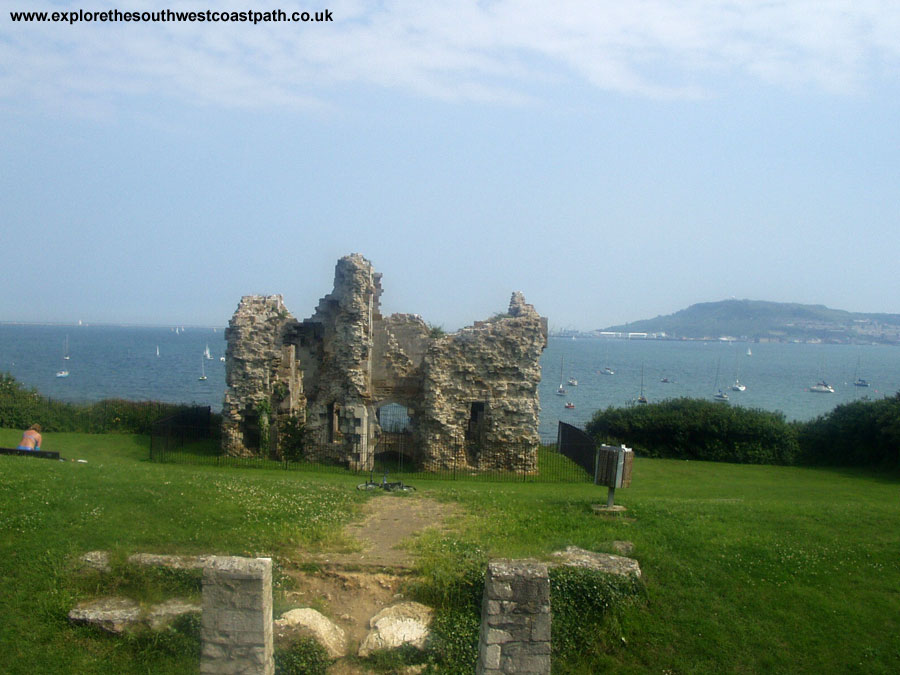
[2,325,898,440]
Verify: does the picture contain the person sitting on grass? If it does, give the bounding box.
[17,424,42,451]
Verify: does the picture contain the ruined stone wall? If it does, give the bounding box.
[371,313,430,405]
[222,295,303,457]
[416,292,547,471]
[223,256,547,472]
[299,254,377,470]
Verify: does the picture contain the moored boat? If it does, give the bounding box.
[809,381,834,393]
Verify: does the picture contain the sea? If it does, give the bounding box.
[2,323,899,441]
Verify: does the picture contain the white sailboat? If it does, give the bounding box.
[731,350,746,392]
[713,358,729,402]
[204,344,212,360]
[809,381,834,393]
[156,345,160,357]
[198,357,207,381]
[556,355,566,396]
[57,337,70,377]
[636,363,647,404]
[809,362,834,393]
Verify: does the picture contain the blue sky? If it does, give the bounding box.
[2,1,899,331]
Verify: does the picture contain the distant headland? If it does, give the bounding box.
[556,300,900,345]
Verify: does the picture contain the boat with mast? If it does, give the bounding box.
[636,363,647,404]
[198,357,207,381]
[556,355,567,396]
[56,337,70,377]
[713,358,729,402]
[731,350,746,392]
[853,356,869,387]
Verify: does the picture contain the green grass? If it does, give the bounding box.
[2,428,899,673]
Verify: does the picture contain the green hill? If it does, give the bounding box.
[603,300,900,344]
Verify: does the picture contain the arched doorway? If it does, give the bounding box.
[375,402,414,471]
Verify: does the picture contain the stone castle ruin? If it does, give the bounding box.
[222,254,547,472]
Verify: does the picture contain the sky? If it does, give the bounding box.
[2,1,900,332]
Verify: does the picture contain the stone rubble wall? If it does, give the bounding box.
[222,295,303,457]
[416,292,547,471]
[476,560,551,675]
[201,556,274,675]
[223,255,547,471]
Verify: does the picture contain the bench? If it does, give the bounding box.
[0,447,61,460]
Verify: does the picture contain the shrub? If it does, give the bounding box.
[279,415,309,462]
[797,393,900,467]
[0,372,212,435]
[274,637,332,675]
[586,397,799,465]
[550,566,644,669]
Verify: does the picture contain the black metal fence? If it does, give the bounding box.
[149,417,594,483]
[149,407,218,461]
[557,421,600,482]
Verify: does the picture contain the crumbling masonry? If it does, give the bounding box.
[222,254,547,472]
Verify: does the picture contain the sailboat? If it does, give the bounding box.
[198,357,207,381]
[156,345,160,357]
[599,343,615,375]
[636,363,647,404]
[853,356,869,387]
[556,356,566,396]
[746,347,752,357]
[809,361,834,393]
[57,337,70,377]
[731,350,746,392]
[204,344,212,360]
[713,358,729,402]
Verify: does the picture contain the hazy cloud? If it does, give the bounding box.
[2,0,900,113]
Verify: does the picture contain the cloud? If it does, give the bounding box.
[2,0,899,114]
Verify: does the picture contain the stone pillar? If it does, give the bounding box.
[201,556,274,675]
[476,560,551,674]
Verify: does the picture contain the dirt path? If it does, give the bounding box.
[281,495,460,672]
[313,494,457,569]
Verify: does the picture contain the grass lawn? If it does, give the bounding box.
[1,428,898,673]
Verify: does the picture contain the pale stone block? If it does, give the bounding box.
[484,644,501,669]
[485,628,512,645]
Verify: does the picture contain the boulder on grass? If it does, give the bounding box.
[358,602,432,657]
[78,550,111,573]
[68,597,142,634]
[550,546,641,579]
[275,608,346,658]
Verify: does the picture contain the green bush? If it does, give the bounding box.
[407,536,486,673]
[279,415,309,462]
[797,393,900,467]
[0,372,214,435]
[586,397,799,465]
[550,566,644,670]
[274,638,332,675]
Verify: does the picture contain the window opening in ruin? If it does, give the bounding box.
[375,402,413,472]
[242,409,261,451]
[467,401,486,442]
[327,402,342,444]
[376,402,412,433]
